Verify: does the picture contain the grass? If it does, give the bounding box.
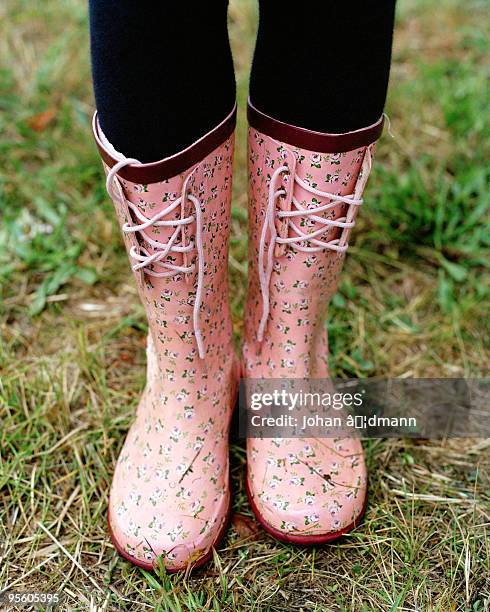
[0,0,489,609]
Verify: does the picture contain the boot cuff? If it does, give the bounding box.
[248,99,383,153]
[92,104,237,183]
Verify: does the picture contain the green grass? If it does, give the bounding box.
[1,0,489,609]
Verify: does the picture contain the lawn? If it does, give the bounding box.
[0,0,489,610]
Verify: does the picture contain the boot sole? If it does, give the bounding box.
[245,475,367,545]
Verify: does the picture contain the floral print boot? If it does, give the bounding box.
[243,101,384,543]
[93,107,239,571]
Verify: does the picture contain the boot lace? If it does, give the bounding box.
[106,159,206,358]
[258,149,372,342]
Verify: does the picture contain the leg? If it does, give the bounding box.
[250,0,396,132]
[89,0,235,161]
[244,2,396,542]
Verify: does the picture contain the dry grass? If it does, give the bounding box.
[0,0,489,610]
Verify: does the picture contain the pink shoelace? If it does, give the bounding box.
[258,148,372,342]
[106,159,206,358]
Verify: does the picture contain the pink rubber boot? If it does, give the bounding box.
[93,107,239,571]
[243,101,383,543]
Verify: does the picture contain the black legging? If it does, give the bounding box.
[89,1,396,163]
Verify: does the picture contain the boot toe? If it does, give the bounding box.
[108,415,231,571]
[247,437,367,542]
[109,488,230,571]
[248,480,366,540]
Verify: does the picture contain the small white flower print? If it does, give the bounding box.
[287,453,300,465]
[170,426,182,442]
[184,406,195,419]
[149,488,163,506]
[177,487,192,500]
[281,520,296,531]
[149,516,165,531]
[303,444,315,457]
[272,498,289,511]
[116,502,127,517]
[167,521,184,543]
[194,437,204,450]
[304,492,316,505]
[304,513,320,526]
[268,476,281,489]
[175,390,189,402]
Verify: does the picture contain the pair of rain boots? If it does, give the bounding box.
[93,100,383,571]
